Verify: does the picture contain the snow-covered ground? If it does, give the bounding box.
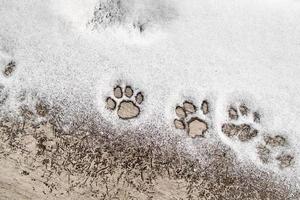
[1,0,300,182]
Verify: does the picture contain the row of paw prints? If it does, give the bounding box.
[0,57,295,170]
[105,84,295,169]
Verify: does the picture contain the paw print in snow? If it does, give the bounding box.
[174,100,209,138]
[257,134,295,168]
[2,61,16,77]
[105,85,144,120]
[221,104,259,142]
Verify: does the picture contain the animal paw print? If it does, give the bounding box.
[105,85,144,120]
[0,56,16,105]
[2,60,16,77]
[221,104,260,142]
[276,153,294,169]
[257,135,294,168]
[1,49,16,77]
[174,100,209,138]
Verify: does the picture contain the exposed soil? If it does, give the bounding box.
[0,96,298,199]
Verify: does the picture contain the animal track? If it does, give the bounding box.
[0,58,16,105]
[257,135,294,168]
[222,104,259,142]
[221,102,295,169]
[276,153,294,169]
[105,85,144,120]
[2,60,16,77]
[174,100,209,138]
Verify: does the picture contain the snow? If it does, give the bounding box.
[1,0,300,180]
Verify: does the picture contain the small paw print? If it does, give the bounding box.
[221,104,259,142]
[257,135,294,168]
[174,100,209,138]
[276,153,295,169]
[105,85,144,120]
[2,60,16,77]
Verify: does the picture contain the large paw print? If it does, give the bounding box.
[221,104,259,142]
[257,135,294,168]
[174,100,209,138]
[105,85,144,120]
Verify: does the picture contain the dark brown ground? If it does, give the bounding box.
[0,99,299,200]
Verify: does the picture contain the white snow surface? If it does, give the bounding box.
[1,0,300,181]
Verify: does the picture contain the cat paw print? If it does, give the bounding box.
[1,49,16,77]
[221,104,260,142]
[0,56,16,105]
[2,60,16,77]
[105,85,144,120]
[174,100,210,138]
[257,135,295,168]
[276,153,295,169]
